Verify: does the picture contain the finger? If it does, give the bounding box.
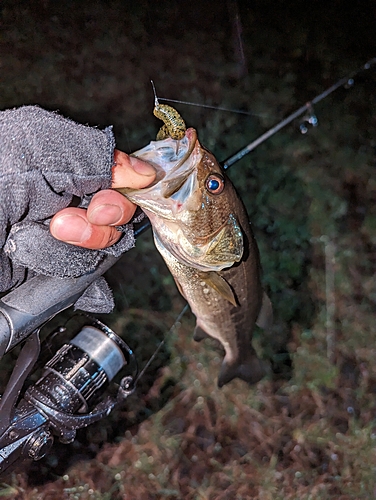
[87,189,136,226]
[111,149,156,189]
[50,207,122,249]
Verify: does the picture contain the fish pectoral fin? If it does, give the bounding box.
[193,325,211,342]
[200,271,238,307]
[256,292,273,331]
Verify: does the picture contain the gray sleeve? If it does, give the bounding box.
[0,105,135,294]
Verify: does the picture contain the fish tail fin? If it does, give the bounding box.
[217,352,268,388]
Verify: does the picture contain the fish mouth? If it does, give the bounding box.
[160,128,198,198]
[133,127,198,187]
[118,128,201,218]
[118,127,244,272]
[161,128,201,198]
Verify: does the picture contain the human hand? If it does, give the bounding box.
[50,150,155,250]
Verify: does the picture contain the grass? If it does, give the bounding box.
[0,1,375,498]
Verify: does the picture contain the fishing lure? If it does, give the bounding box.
[151,81,186,140]
[154,103,186,140]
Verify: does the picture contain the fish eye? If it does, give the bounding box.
[205,174,224,195]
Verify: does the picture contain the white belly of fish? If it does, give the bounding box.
[153,229,240,360]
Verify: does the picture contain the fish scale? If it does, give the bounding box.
[118,121,272,387]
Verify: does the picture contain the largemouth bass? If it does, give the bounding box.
[119,126,272,387]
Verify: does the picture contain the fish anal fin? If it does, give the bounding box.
[193,325,211,342]
[256,292,273,331]
[200,271,237,307]
[218,355,268,388]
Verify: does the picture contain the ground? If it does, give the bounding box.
[0,1,375,498]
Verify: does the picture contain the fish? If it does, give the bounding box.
[118,115,272,387]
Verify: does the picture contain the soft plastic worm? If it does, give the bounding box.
[153,103,186,140]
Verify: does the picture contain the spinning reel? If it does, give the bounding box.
[0,317,137,475]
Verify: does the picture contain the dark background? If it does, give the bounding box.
[0,1,375,498]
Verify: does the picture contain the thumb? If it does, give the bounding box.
[112,150,156,189]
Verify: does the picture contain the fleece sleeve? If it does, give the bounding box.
[0,105,137,310]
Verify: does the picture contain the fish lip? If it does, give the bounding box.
[117,127,202,220]
[185,127,198,146]
[126,128,199,191]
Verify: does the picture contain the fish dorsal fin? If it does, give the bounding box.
[256,292,273,330]
[199,271,238,307]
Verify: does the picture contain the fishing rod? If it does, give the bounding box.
[0,57,374,475]
[223,57,376,168]
[159,57,376,170]
[134,55,375,242]
[2,55,374,374]
[139,55,376,381]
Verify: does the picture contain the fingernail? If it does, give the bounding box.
[90,204,123,226]
[129,156,155,176]
[51,214,92,243]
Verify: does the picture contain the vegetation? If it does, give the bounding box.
[0,1,375,498]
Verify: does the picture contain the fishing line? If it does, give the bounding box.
[152,80,264,117]
[157,97,266,118]
[133,304,189,388]
[136,57,376,384]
